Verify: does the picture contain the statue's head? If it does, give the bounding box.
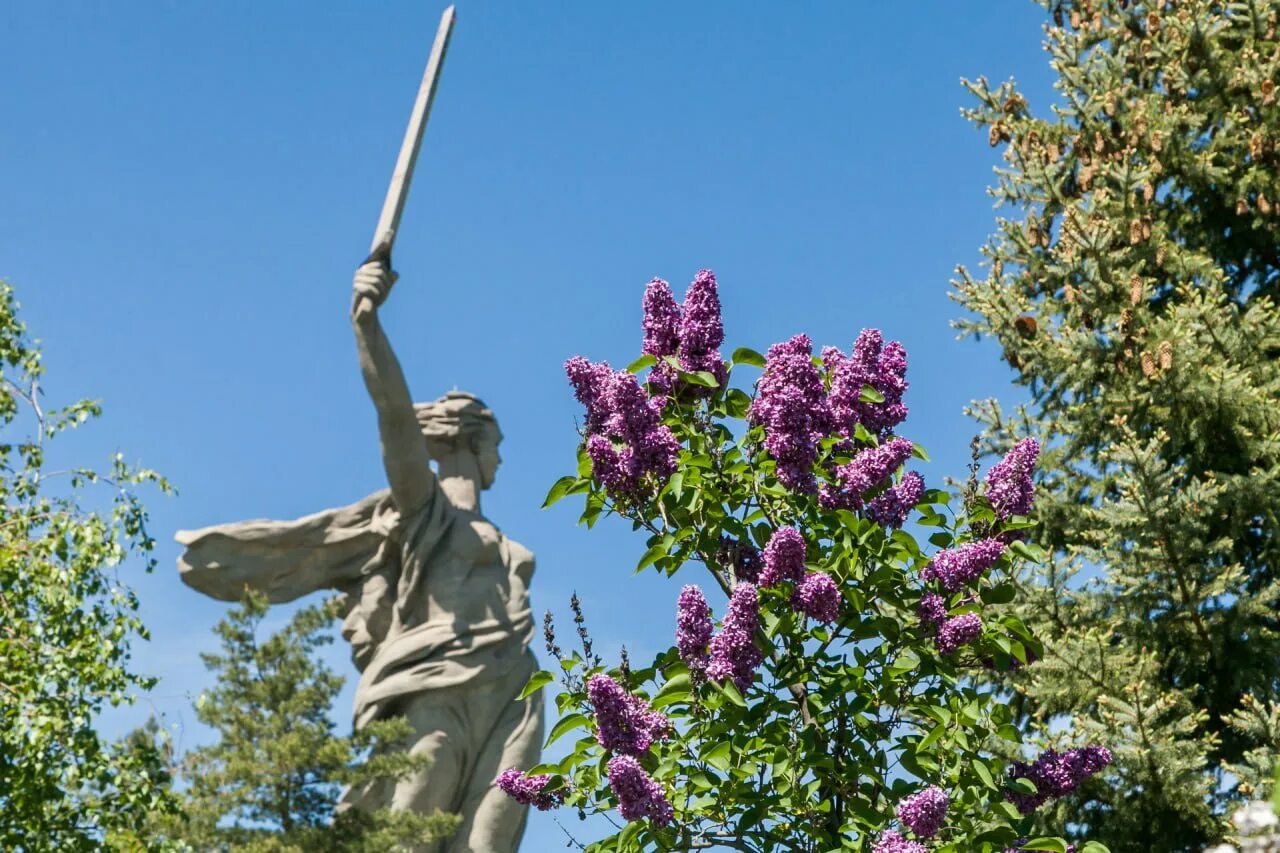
[414,391,502,489]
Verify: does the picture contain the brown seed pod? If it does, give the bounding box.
[1130,275,1143,305]
[1129,219,1144,244]
[1155,244,1166,266]
[1143,182,1155,202]
[1070,8,1082,28]
[1147,13,1160,32]
[1142,219,1153,240]
[1158,340,1173,370]
[990,123,1010,147]
[1259,194,1273,215]
[1064,283,1078,303]
[1120,308,1134,336]
[1237,198,1250,216]
[1015,315,1039,339]
[1141,351,1157,377]
[1263,80,1277,106]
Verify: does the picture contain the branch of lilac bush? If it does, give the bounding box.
[515,270,1110,850]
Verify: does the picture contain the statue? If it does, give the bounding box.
[175,10,543,849]
[175,257,544,851]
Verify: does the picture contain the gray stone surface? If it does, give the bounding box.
[177,262,541,852]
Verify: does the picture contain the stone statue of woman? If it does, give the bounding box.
[175,258,543,852]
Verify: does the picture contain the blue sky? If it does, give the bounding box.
[3,3,1056,848]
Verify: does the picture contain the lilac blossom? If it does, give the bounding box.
[677,269,727,387]
[642,278,681,394]
[586,674,670,756]
[675,585,713,672]
[706,583,763,693]
[719,536,762,583]
[865,471,925,528]
[824,329,910,440]
[821,437,914,511]
[748,335,832,493]
[921,539,1007,593]
[1006,746,1113,815]
[759,527,807,587]
[896,785,949,839]
[791,572,840,623]
[985,437,1040,521]
[566,358,680,502]
[495,768,565,811]
[873,830,927,853]
[916,592,948,631]
[607,755,673,826]
[935,612,983,655]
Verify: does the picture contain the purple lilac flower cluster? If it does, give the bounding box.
[824,329,909,439]
[984,437,1040,522]
[895,785,949,839]
[586,674,671,756]
[935,612,983,655]
[873,830,927,853]
[921,539,1007,593]
[675,585,714,672]
[791,572,840,623]
[678,270,727,386]
[866,471,925,529]
[706,582,763,692]
[719,536,762,583]
[916,592,948,630]
[606,755,674,826]
[494,768,565,811]
[759,527,807,587]
[566,357,679,502]
[1006,746,1114,815]
[822,437,914,511]
[641,278,682,394]
[748,335,832,493]
[639,271,727,394]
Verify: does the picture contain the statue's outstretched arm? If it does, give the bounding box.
[352,259,435,512]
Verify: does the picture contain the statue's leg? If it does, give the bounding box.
[451,655,545,853]
[390,688,472,852]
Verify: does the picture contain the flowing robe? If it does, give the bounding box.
[176,482,542,851]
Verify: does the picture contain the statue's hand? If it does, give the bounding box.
[352,261,399,325]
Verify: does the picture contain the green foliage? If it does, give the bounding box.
[0,281,179,850]
[955,2,1280,849]
[535,347,1094,851]
[147,591,459,851]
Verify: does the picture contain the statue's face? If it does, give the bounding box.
[475,435,502,490]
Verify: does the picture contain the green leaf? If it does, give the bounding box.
[518,670,555,700]
[1078,843,1112,853]
[972,759,997,790]
[626,354,657,373]
[1018,839,1069,853]
[889,650,920,676]
[546,713,589,747]
[981,583,1017,605]
[859,384,885,404]
[635,543,666,574]
[1008,777,1038,795]
[715,679,748,708]
[911,442,931,462]
[542,475,580,509]
[684,369,721,388]
[731,346,766,368]
[702,740,732,771]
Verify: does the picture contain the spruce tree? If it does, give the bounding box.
[151,591,458,851]
[955,2,1280,850]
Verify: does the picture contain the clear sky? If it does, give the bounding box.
[3,3,1056,848]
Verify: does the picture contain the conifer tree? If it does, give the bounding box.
[955,2,1280,850]
[150,591,458,852]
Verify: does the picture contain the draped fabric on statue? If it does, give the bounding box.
[175,488,535,728]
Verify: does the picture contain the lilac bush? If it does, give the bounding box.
[513,270,1110,852]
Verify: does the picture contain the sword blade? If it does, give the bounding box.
[370,5,456,255]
